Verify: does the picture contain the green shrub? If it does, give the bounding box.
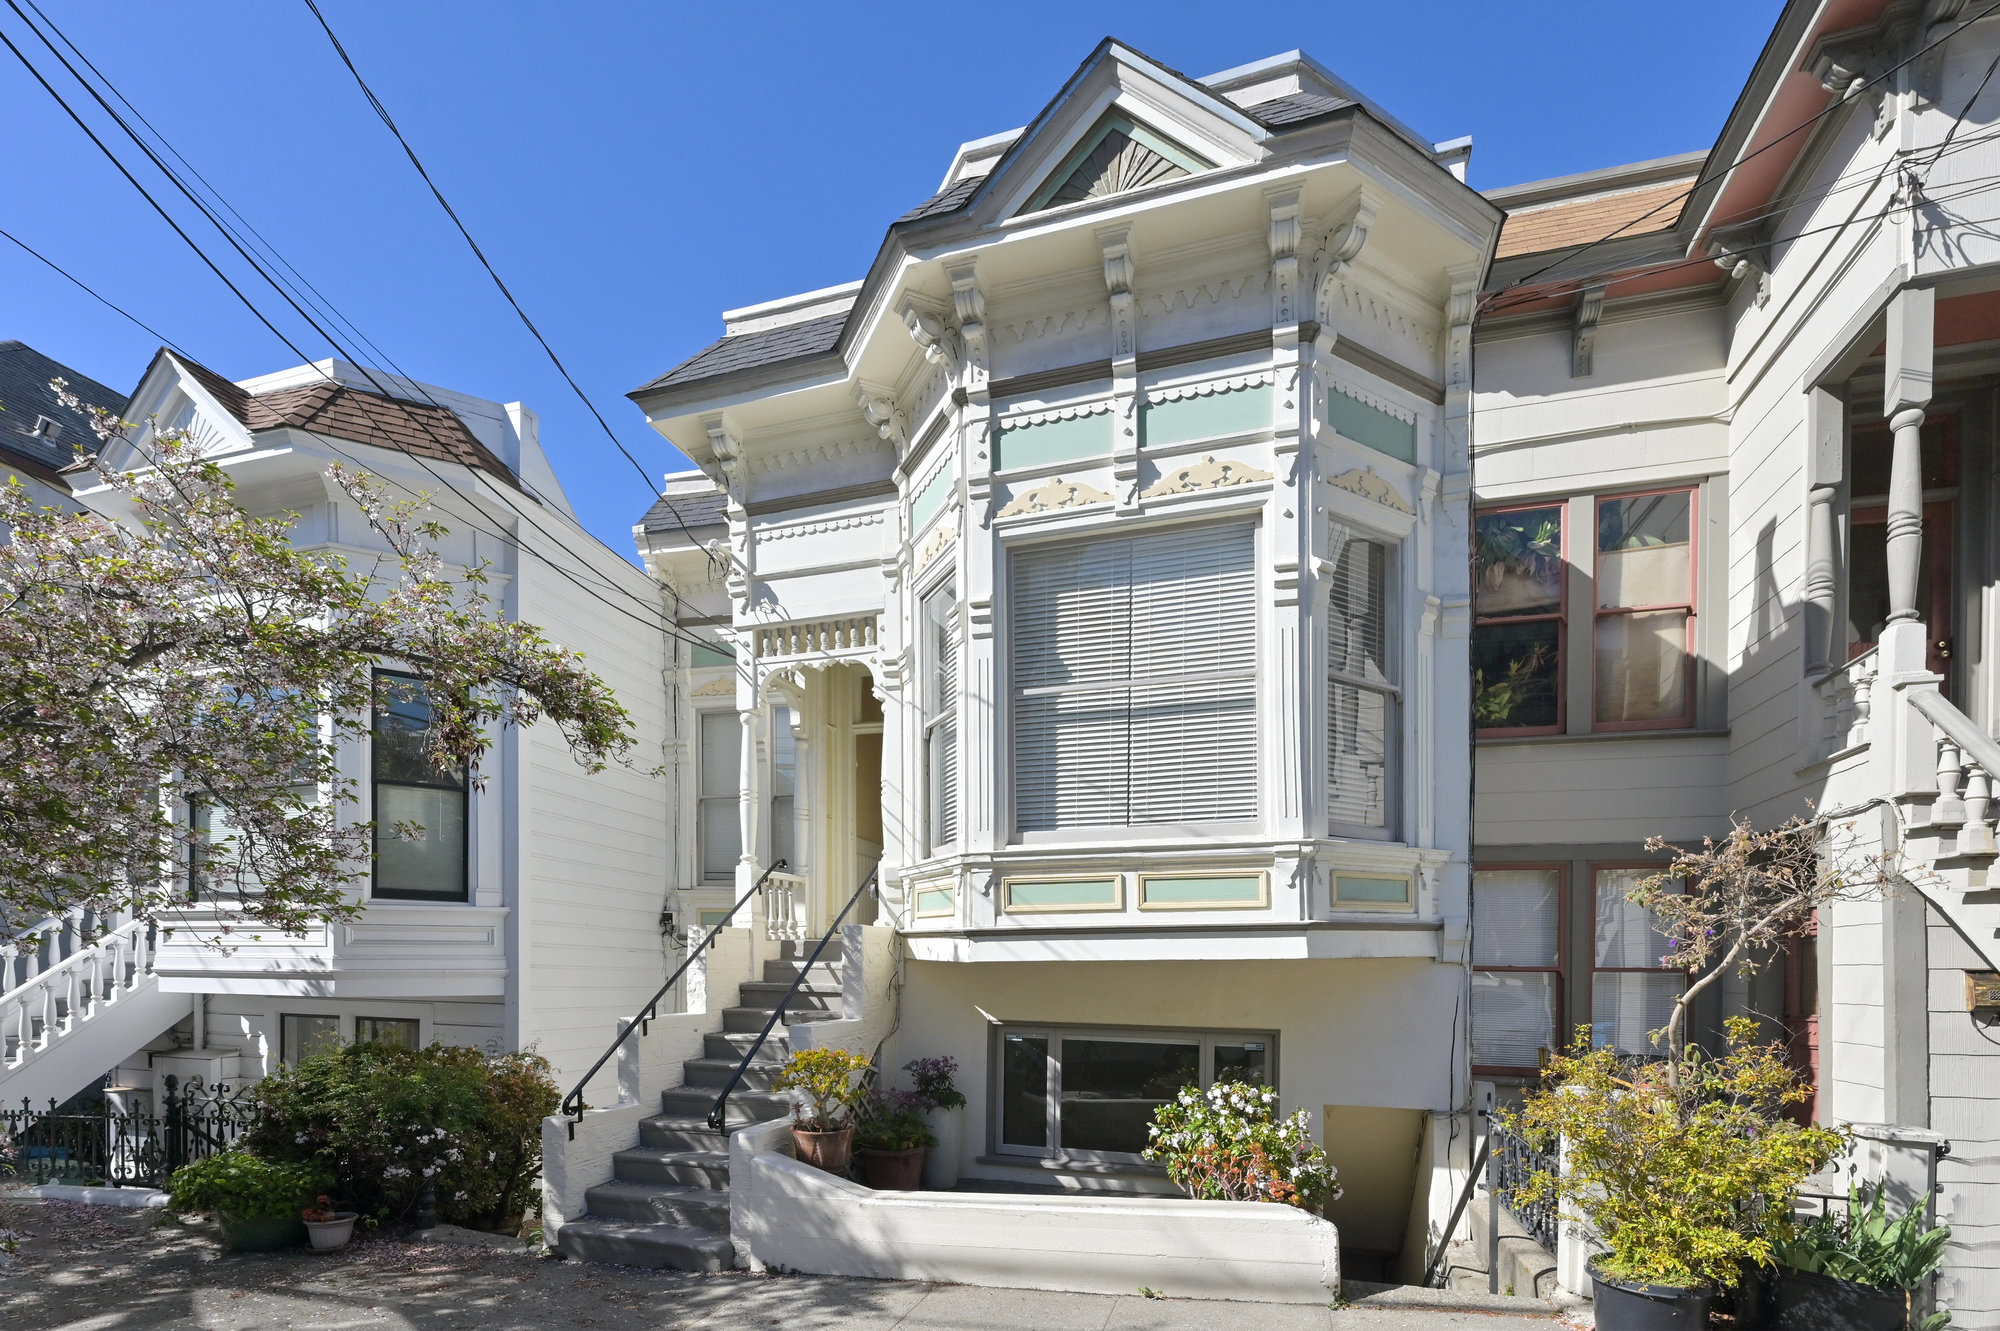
[244,1041,556,1228]
[166,1149,327,1221]
[853,1091,936,1152]
[773,1047,871,1132]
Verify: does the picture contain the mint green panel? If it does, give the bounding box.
[994,413,1112,471]
[915,887,955,917]
[1325,387,1417,463]
[1004,877,1120,910]
[1140,874,1265,906]
[1140,385,1273,449]
[911,461,956,532]
[691,642,734,668]
[1336,875,1411,904]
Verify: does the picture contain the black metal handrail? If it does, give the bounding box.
[1421,1110,1492,1289]
[560,860,786,1133]
[706,866,878,1134]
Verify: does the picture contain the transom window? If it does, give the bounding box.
[372,673,468,901]
[995,1025,1275,1162]
[1010,522,1258,833]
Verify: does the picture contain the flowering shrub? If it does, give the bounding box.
[244,1041,556,1228]
[774,1047,872,1132]
[165,1149,328,1221]
[853,1089,937,1152]
[902,1056,966,1112]
[1144,1082,1341,1212]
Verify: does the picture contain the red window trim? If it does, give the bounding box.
[1474,500,1568,738]
[1585,862,1687,1055]
[1590,486,1698,733]
[1471,862,1567,1078]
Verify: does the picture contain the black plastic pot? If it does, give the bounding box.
[1589,1259,1715,1330]
[1774,1269,1909,1330]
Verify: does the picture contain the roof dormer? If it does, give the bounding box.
[1018,109,1213,215]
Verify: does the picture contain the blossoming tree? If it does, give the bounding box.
[0,385,638,934]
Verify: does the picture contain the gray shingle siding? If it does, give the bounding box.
[1243,92,1356,127]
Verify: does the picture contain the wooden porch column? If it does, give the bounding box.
[1883,287,1933,628]
[737,708,760,879]
[1804,386,1844,676]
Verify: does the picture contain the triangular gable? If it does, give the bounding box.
[1020,110,1213,214]
[89,349,259,475]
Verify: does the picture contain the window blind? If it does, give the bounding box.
[697,711,741,880]
[1472,869,1560,967]
[1327,529,1396,832]
[923,584,960,849]
[1012,523,1257,831]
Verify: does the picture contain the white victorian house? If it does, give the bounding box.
[622,41,1496,1276]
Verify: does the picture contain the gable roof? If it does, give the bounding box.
[637,485,728,538]
[634,311,849,396]
[0,340,126,486]
[161,352,518,485]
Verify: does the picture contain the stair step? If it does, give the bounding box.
[702,1030,792,1062]
[735,980,842,1011]
[583,1181,730,1229]
[681,1056,783,1090]
[761,959,840,985]
[557,1218,734,1272]
[612,1147,730,1189]
[637,1114,730,1152]
[721,1005,843,1033]
[660,1087,790,1125]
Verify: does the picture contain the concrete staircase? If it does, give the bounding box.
[1433,1188,1559,1300]
[556,943,844,1270]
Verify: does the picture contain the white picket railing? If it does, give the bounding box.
[1,908,154,1073]
[1811,647,1877,763]
[762,872,808,941]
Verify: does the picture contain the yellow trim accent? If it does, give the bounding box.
[1000,873,1124,914]
[1136,870,1269,911]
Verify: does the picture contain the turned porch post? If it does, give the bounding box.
[1804,386,1844,676]
[1883,287,1933,630]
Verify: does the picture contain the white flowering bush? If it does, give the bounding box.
[1143,1082,1341,1212]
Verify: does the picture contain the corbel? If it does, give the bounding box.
[699,411,745,504]
[1805,3,1923,134]
[1098,226,1141,508]
[1098,225,1137,364]
[1570,284,1607,378]
[947,261,989,397]
[897,292,959,370]
[1313,188,1382,325]
[1708,220,1773,308]
[1266,185,1304,331]
[853,382,909,457]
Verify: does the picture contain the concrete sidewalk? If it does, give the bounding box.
[2,1196,1566,1330]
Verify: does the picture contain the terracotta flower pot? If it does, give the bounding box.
[792,1125,855,1174]
[304,1213,359,1251]
[858,1147,927,1191]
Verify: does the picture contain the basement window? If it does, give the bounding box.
[992,1025,1274,1163]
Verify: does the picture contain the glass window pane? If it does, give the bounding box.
[1001,1034,1049,1148]
[374,784,467,899]
[1058,1037,1199,1155]
[1472,971,1559,1069]
[1472,619,1560,729]
[354,1017,420,1050]
[699,798,740,880]
[280,1014,341,1066]
[691,641,734,668]
[1327,681,1392,829]
[1594,869,1675,968]
[1475,506,1564,616]
[1590,972,1683,1054]
[1472,869,1560,967]
[1213,1040,1269,1086]
[698,712,740,797]
[1594,610,1689,723]
[1596,542,1691,610]
[373,677,461,789]
[1328,533,1390,683]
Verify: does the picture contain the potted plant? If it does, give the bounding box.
[165,1150,327,1252]
[301,1194,360,1251]
[1506,1021,1846,1330]
[773,1047,871,1174]
[853,1091,936,1190]
[1143,1081,1341,1211]
[903,1056,966,1190]
[1771,1184,1953,1330]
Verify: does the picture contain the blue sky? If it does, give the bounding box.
[3,1,1781,560]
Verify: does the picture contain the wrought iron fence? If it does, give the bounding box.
[1488,1118,1561,1253]
[0,1075,259,1189]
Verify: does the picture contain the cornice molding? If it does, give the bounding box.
[758,511,886,543]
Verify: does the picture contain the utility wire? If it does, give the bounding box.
[0,225,184,353]
[0,6,718,656]
[297,0,722,572]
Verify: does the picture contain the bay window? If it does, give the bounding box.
[922,581,959,852]
[372,673,467,901]
[1010,522,1257,832]
[1327,528,1397,835]
[995,1025,1274,1161]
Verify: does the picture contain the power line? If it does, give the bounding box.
[0,225,185,353]
[0,6,719,656]
[1488,0,2000,304]
[297,0,722,573]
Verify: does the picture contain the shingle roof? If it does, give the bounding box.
[896,174,984,224]
[0,340,126,483]
[634,310,849,396]
[1494,180,1692,260]
[638,486,728,538]
[170,354,517,485]
[1242,91,1356,127]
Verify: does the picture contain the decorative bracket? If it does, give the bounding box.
[897,292,960,369]
[1267,186,1304,329]
[947,261,988,391]
[1708,220,1772,308]
[854,383,909,456]
[1098,225,1137,364]
[1571,285,1606,378]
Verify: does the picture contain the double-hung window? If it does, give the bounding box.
[922,581,960,853]
[1011,522,1258,832]
[1473,504,1565,733]
[770,707,796,870]
[372,673,468,901]
[1593,490,1695,728]
[995,1025,1274,1161]
[697,711,741,883]
[1327,528,1397,835]
[1471,866,1564,1075]
[1590,866,1684,1054]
